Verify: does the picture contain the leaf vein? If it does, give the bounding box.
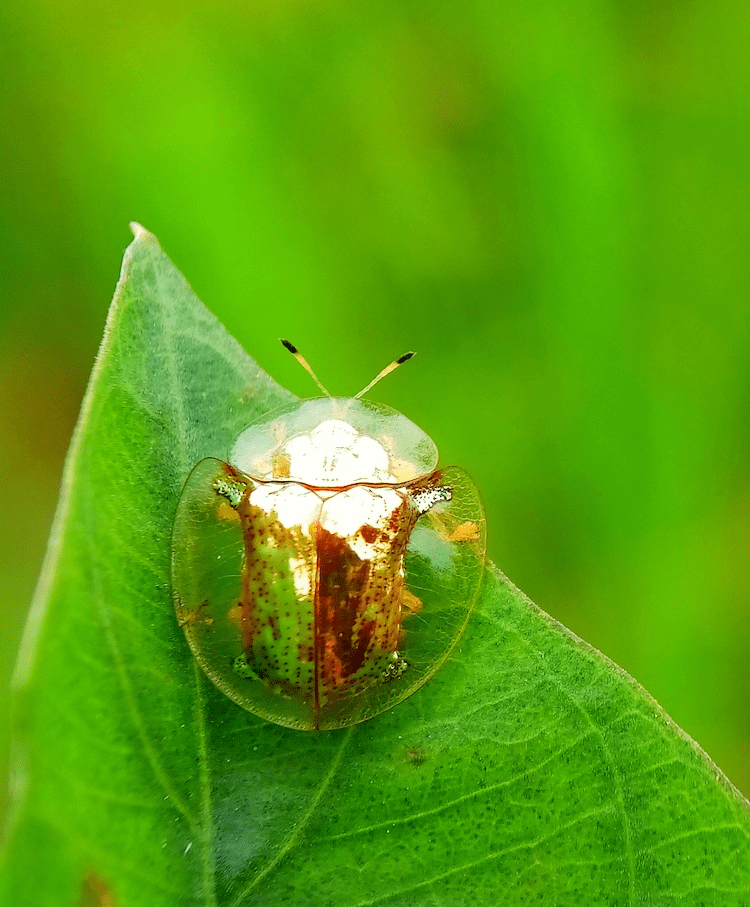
[349,805,613,907]
[229,728,353,906]
[323,727,597,843]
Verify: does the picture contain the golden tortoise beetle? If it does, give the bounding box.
[172,341,486,730]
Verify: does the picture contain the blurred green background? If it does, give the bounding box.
[1,0,748,812]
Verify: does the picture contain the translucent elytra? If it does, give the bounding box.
[172,397,486,730]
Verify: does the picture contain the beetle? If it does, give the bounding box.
[171,341,486,730]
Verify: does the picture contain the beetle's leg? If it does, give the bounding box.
[409,483,452,515]
[381,651,409,684]
[233,653,261,681]
[402,587,423,615]
[408,475,481,544]
[214,474,249,509]
[176,596,214,628]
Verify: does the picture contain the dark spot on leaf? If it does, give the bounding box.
[404,746,428,767]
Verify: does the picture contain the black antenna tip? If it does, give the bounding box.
[280,338,298,355]
[397,351,416,365]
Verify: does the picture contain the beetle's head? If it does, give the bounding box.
[230,342,436,487]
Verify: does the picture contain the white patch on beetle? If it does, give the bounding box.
[280,419,392,485]
[319,486,405,561]
[289,553,312,599]
[248,482,322,534]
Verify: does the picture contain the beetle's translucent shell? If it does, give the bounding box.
[172,397,486,730]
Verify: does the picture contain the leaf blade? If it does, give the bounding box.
[2,228,749,906]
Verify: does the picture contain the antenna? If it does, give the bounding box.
[279,339,331,397]
[354,350,416,399]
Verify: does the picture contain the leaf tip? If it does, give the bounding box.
[129,222,154,243]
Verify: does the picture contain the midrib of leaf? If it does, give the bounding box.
[228,728,354,907]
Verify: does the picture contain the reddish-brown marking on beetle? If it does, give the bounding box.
[311,494,419,725]
[360,524,378,544]
[315,529,382,689]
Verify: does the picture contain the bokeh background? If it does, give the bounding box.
[1,1,748,813]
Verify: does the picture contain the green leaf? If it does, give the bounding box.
[2,226,749,906]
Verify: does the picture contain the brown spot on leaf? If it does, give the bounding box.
[80,871,116,907]
[404,746,428,767]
